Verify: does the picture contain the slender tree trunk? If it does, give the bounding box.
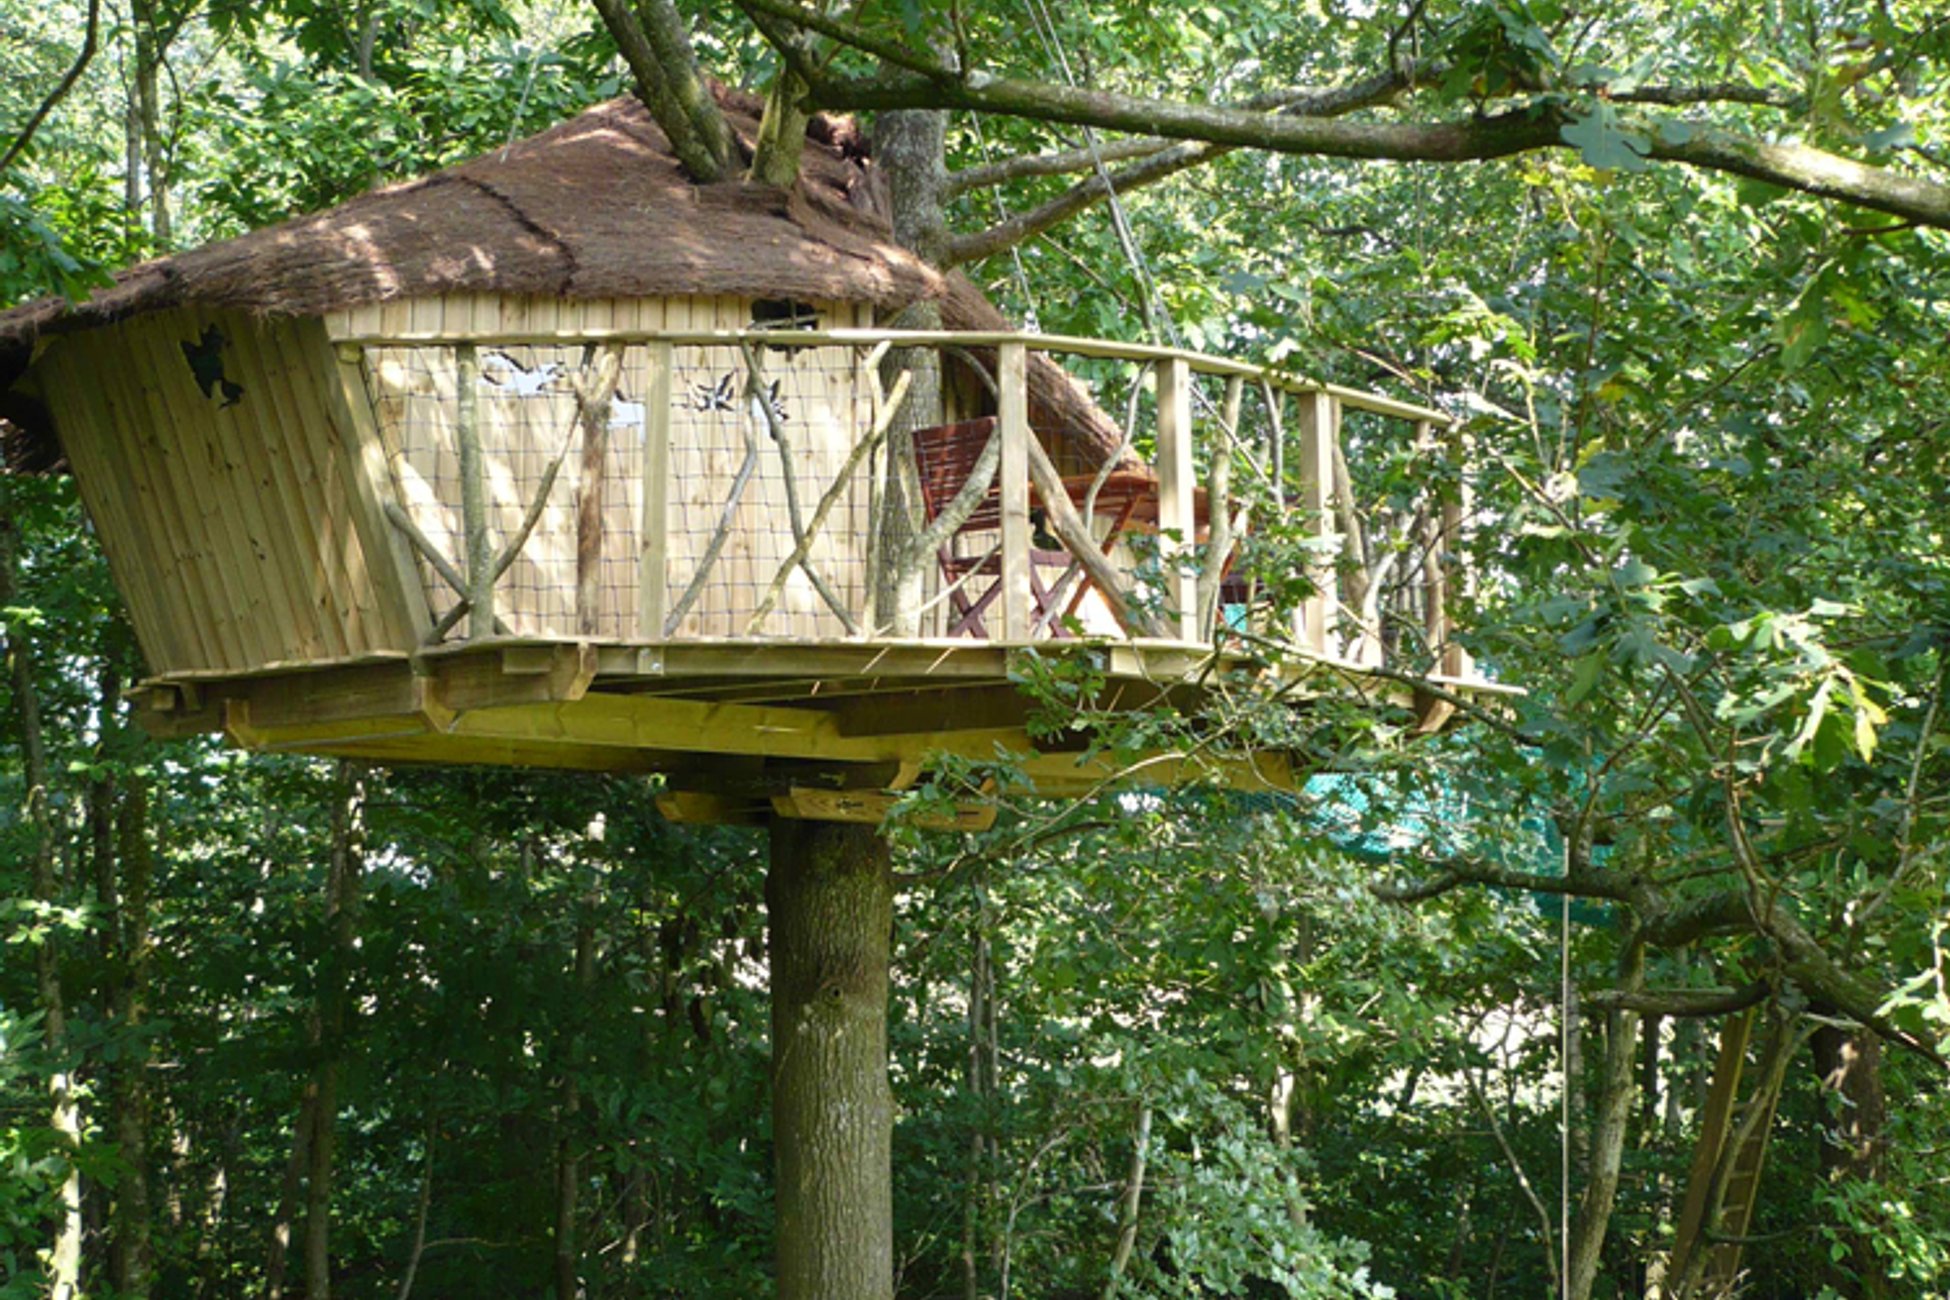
[109,770,157,1298]
[304,1058,339,1300]
[395,1125,436,1300]
[1,497,83,1300]
[1566,940,1642,1300]
[130,0,170,246]
[1812,1025,1887,1299]
[1101,1102,1153,1300]
[962,878,999,1299]
[554,906,596,1299]
[266,1086,318,1300]
[767,820,895,1300]
[305,763,366,1300]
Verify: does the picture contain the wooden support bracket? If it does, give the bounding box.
[431,643,600,713]
[770,786,997,832]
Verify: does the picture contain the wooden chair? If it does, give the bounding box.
[909,418,1154,639]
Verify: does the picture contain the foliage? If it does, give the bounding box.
[3,0,1949,1296]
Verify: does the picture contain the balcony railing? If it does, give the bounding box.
[340,327,1475,685]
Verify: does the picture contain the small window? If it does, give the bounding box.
[749,299,820,331]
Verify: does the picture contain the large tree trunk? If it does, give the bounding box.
[305,763,366,1300]
[1,497,83,1300]
[767,820,895,1300]
[872,107,949,633]
[1813,1025,1887,1299]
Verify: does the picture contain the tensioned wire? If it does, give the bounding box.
[1017,0,1179,350]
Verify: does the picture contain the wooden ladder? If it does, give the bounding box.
[1665,1008,1796,1297]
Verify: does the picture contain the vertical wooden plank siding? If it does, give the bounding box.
[185,306,339,662]
[1294,391,1337,656]
[120,314,265,668]
[286,319,424,649]
[639,340,673,640]
[1156,356,1196,642]
[246,317,367,657]
[996,343,1032,642]
[36,342,197,669]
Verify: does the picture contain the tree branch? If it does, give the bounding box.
[1610,82,1802,110]
[0,0,102,178]
[1584,980,1772,1018]
[770,31,1950,231]
[1378,863,1945,1067]
[946,137,1172,196]
[943,64,1435,198]
[591,0,734,182]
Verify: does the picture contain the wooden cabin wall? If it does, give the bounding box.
[37,306,423,676]
[337,293,886,643]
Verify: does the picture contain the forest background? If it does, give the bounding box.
[2,0,1948,1297]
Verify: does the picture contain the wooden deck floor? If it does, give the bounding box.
[128,636,1510,822]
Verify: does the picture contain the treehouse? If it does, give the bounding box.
[0,95,1497,825]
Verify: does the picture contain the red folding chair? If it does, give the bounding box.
[909,418,1155,639]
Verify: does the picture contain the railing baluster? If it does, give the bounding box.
[639,341,672,640]
[997,342,1032,642]
[1294,390,1336,656]
[1157,356,1195,642]
[453,342,494,640]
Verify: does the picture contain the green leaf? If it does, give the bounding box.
[1861,122,1915,154]
[1561,104,1649,173]
[1564,651,1604,705]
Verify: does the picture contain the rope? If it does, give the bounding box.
[969,112,1041,330]
[1017,0,1178,348]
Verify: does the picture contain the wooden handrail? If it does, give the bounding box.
[334,330,1453,426]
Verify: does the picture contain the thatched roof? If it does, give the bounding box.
[0,93,940,347]
[0,88,1126,469]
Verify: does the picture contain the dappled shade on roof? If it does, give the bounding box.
[0,88,1127,471]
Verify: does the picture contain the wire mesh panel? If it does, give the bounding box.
[661,342,870,640]
[367,344,645,638]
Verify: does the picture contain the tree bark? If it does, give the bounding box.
[130,0,171,246]
[304,763,366,1300]
[0,495,83,1300]
[756,4,1950,235]
[752,67,812,188]
[1567,940,1642,1300]
[1101,1102,1153,1300]
[554,904,596,1299]
[872,106,950,633]
[590,0,734,182]
[108,769,157,1299]
[767,820,895,1300]
[265,1086,318,1300]
[1813,1025,1887,1299]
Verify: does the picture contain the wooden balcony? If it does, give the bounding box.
[128,324,1505,819]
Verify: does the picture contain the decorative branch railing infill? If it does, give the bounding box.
[350,328,1469,674]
